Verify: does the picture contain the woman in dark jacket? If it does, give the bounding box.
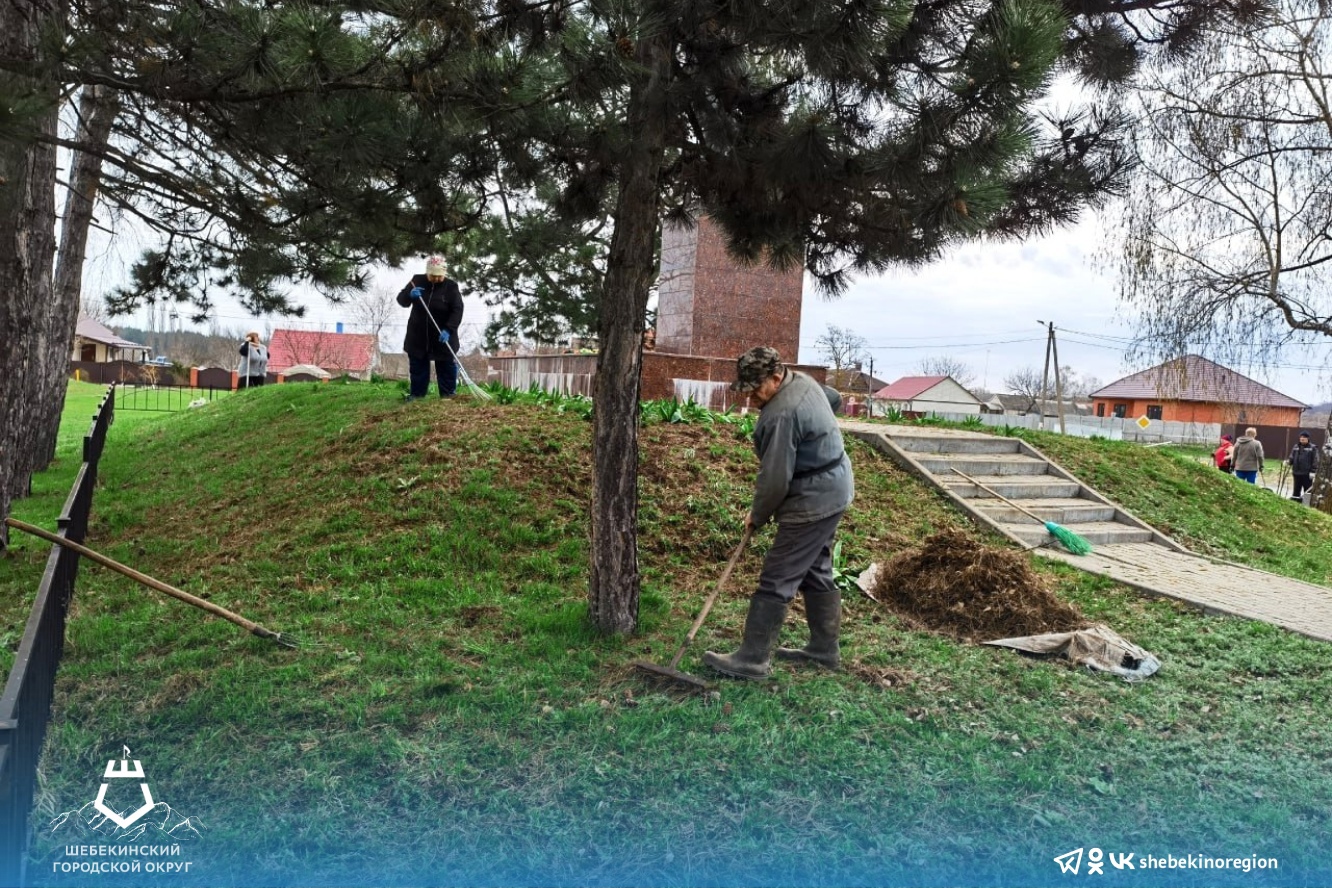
[397,255,463,399]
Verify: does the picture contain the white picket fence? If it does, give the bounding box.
[918,411,1221,445]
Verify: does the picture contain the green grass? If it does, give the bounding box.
[0,383,172,676]
[3,383,1330,886]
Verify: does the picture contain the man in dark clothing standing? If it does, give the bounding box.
[703,347,855,680]
[397,255,463,399]
[1288,431,1319,503]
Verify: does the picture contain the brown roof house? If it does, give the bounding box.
[1091,355,1306,427]
[71,316,150,363]
[873,375,983,416]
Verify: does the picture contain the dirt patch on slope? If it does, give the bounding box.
[872,530,1086,641]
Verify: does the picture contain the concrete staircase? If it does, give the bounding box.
[843,424,1185,552]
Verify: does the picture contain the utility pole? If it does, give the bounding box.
[1037,320,1052,431]
[1050,323,1066,435]
[868,355,875,419]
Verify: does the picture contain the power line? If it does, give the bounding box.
[800,336,1047,351]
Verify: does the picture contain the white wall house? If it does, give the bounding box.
[872,375,983,415]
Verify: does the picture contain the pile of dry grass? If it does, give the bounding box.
[872,529,1086,641]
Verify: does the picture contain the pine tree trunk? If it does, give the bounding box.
[587,29,670,634]
[0,0,62,549]
[37,86,119,467]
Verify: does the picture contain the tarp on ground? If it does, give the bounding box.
[985,623,1161,681]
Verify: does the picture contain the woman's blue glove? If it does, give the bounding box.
[410,287,423,299]
[439,330,451,344]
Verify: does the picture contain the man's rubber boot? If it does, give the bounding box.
[702,596,789,680]
[776,591,841,670]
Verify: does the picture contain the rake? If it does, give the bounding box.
[950,468,1093,555]
[634,526,752,690]
[5,517,297,648]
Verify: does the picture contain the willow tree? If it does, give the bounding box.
[1107,0,1332,508]
[1113,0,1332,361]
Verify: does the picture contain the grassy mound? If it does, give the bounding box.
[3,383,1331,886]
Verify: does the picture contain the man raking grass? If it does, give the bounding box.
[701,347,855,680]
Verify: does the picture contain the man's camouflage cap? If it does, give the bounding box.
[731,347,782,392]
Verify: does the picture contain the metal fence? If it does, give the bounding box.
[0,386,113,888]
[114,383,226,412]
[921,410,1224,445]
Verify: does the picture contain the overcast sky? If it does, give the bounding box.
[85,209,1332,407]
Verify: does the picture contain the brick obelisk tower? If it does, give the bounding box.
[654,216,803,360]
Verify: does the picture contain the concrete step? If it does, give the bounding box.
[920,454,1051,477]
[890,433,1023,455]
[943,475,1081,500]
[969,497,1116,524]
[1001,520,1155,547]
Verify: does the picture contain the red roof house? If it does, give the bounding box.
[268,329,380,380]
[1090,355,1306,426]
[872,375,983,416]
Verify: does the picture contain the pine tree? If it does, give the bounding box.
[472,0,1133,633]
[0,0,1251,616]
[0,0,63,546]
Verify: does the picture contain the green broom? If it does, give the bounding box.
[950,468,1094,555]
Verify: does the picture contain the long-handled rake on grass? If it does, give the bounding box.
[634,526,752,690]
[950,468,1093,555]
[5,517,298,649]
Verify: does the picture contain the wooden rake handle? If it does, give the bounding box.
[949,468,1047,525]
[668,526,753,670]
[5,516,291,647]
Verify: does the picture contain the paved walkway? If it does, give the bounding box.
[844,420,1332,644]
[1040,544,1332,643]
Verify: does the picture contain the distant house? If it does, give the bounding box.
[268,329,380,380]
[1091,355,1306,427]
[873,375,983,416]
[827,367,890,396]
[71,316,149,363]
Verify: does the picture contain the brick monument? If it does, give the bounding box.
[655,216,803,360]
[490,215,821,409]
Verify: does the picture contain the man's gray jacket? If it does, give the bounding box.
[750,370,855,527]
